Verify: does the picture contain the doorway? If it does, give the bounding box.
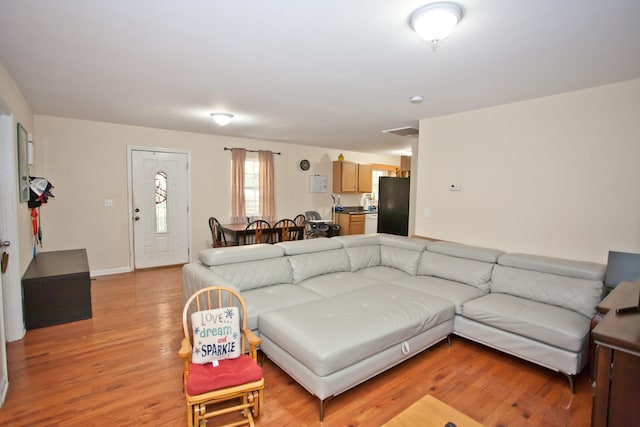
[0,109,19,406]
[129,148,190,269]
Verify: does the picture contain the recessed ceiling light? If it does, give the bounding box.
[210,113,234,126]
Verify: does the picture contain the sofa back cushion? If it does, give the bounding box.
[417,252,494,291]
[427,241,504,263]
[199,244,284,266]
[211,256,293,291]
[491,264,603,318]
[288,249,351,284]
[497,253,606,281]
[380,246,421,276]
[346,245,381,271]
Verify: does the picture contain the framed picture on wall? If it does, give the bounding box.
[17,122,29,202]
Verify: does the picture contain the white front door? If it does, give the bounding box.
[131,149,190,269]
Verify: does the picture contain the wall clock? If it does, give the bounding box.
[299,159,310,171]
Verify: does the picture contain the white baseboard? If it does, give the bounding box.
[90,266,132,277]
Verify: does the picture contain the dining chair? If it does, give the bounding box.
[209,217,232,248]
[293,214,307,239]
[272,218,299,242]
[243,219,272,245]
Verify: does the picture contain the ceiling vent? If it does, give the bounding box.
[382,126,419,137]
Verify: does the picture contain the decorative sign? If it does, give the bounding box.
[191,307,240,364]
[309,175,327,193]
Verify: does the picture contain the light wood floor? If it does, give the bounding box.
[0,266,592,426]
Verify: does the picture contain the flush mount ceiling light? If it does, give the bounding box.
[410,2,463,48]
[210,112,234,126]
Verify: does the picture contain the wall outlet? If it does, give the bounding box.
[449,183,461,191]
[104,199,113,207]
[424,208,431,218]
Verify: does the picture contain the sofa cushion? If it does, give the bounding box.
[211,256,293,291]
[199,244,284,266]
[258,284,454,377]
[334,234,382,247]
[355,265,412,282]
[287,248,351,284]
[498,253,606,281]
[242,284,323,331]
[299,272,384,298]
[276,238,342,255]
[379,234,429,251]
[491,265,603,318]
[427,241,504,263]
[392,276,486,314]
[380,246,422,276]
[345,245,381,271]
[462,293,591,353]
[417,252,494,291]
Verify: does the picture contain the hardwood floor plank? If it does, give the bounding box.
[0,266,593,426]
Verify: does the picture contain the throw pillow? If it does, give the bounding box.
[191,307,241,364]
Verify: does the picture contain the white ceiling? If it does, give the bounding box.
[1,0,639,155]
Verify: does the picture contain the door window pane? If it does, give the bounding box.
[155,171,168,233]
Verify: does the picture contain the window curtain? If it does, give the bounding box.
[258,150,275,224]
[231,148,246,224]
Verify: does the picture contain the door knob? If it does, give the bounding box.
[0,241,10,247]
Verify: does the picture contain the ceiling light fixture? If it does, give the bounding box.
[410,2,463,48]
[210,112,234,126]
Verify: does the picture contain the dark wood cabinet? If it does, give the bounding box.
[591,280,640,427]
[22,249,92,329]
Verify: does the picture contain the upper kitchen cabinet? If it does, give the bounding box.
[357,163,372,193]
[333,160,357,193]
[332,161,372,193]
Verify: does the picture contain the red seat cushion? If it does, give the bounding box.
[186,354,263,395]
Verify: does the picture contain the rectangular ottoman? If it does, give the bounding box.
[259,283,455,420]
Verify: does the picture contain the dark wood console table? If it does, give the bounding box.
[591,280,640,427]
[22,249,92,329]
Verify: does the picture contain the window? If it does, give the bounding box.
[244,155,260,216]
[155,171,168,233]
[371,169,391,201]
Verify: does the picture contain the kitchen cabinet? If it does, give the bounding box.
[357,163,372,193]
[332,161,372,193]
[333,161,357,193]
[338,213,365,235]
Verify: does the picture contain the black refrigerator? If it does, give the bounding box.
[377,177,410,236]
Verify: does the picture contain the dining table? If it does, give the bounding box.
[220,223,305,245]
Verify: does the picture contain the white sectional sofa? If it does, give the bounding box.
[182,234,605,420]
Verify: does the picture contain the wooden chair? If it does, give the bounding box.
[272,218,299,242]
[178,286,264,427]
[209,217,232,248]
[294,214,308,239]
[243,219,272,245]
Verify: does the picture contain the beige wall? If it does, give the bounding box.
[414,79,640,264]
[34,115,398,273]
